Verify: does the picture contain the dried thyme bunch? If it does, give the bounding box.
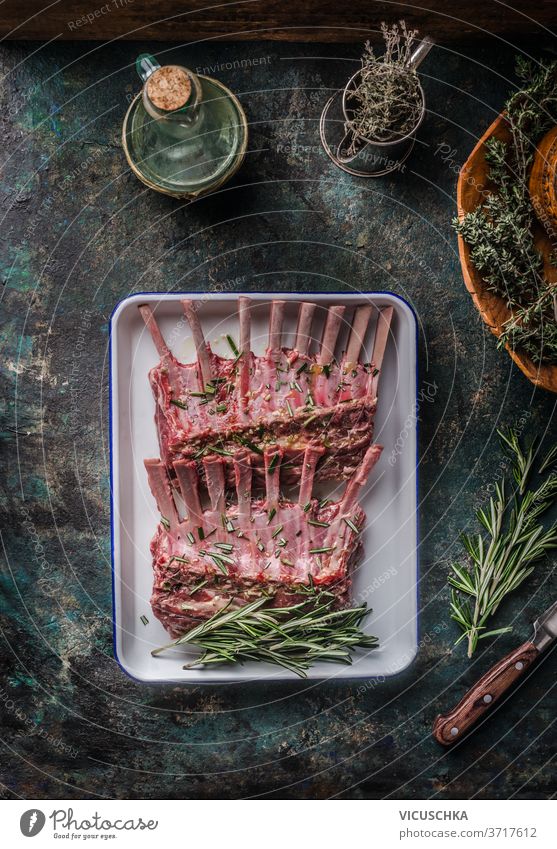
[346,21,422,147]
[454,59,557,365]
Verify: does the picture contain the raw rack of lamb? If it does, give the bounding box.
[140,297,392,484]
[145,442,383,637]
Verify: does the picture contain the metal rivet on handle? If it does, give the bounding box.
[515,661,524,671]
[450,727,459,736]
[483,694,492,704]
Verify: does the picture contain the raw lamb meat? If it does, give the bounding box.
[139,298,392,485]
[144,442,383,637]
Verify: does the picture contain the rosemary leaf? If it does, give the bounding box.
[226,335,240,358]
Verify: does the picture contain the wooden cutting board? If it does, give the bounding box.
[456,113,557,392]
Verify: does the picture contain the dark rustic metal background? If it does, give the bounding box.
[1,31,556,799]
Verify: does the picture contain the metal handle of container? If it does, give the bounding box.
[408,35,435,71]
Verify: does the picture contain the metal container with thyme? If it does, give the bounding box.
[345,22,424,151]
[319,21,433,177]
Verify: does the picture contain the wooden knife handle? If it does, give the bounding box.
[432,641,539,746]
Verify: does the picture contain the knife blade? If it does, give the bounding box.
[532,599,557,651]
[433,599,557,746]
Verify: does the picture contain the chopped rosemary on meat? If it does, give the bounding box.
[170,398,187,409]
[226,335,240,358]
[206,444,234,457]
[271,524,284,539]
[310,546,334,554]
[322,363,331,378]
[309,519,330,528]
[296,361,308,375]
[186,531,195,544]
[190,391,207,398]
[215,542,234,552]
[344,518,361,533]
[197,527,205,540]
[160,517,170,530]
[207,550,235,564]
[190,579,208,595]
[216,403,227,413]
[152,591,378,676]
[207,552,232,574]
[235,436,263,454]
[268,453,280,473]
[303,501,312,512]
[267,507,277,523]
[285,399,294,417]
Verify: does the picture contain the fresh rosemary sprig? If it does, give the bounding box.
[454,58,557,365]
[152,590,378,676]
[449,427,557,657]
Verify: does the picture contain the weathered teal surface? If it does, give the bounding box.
[1,39,556,799]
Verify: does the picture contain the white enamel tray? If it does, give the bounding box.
[109,292,418,682]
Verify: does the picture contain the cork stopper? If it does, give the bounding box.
[146,66,192,111]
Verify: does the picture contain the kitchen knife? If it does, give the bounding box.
[433,599,557,746]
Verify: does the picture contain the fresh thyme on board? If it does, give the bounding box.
[449,428,557,657]
[152,588,378,677]
[454,59,557,365]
